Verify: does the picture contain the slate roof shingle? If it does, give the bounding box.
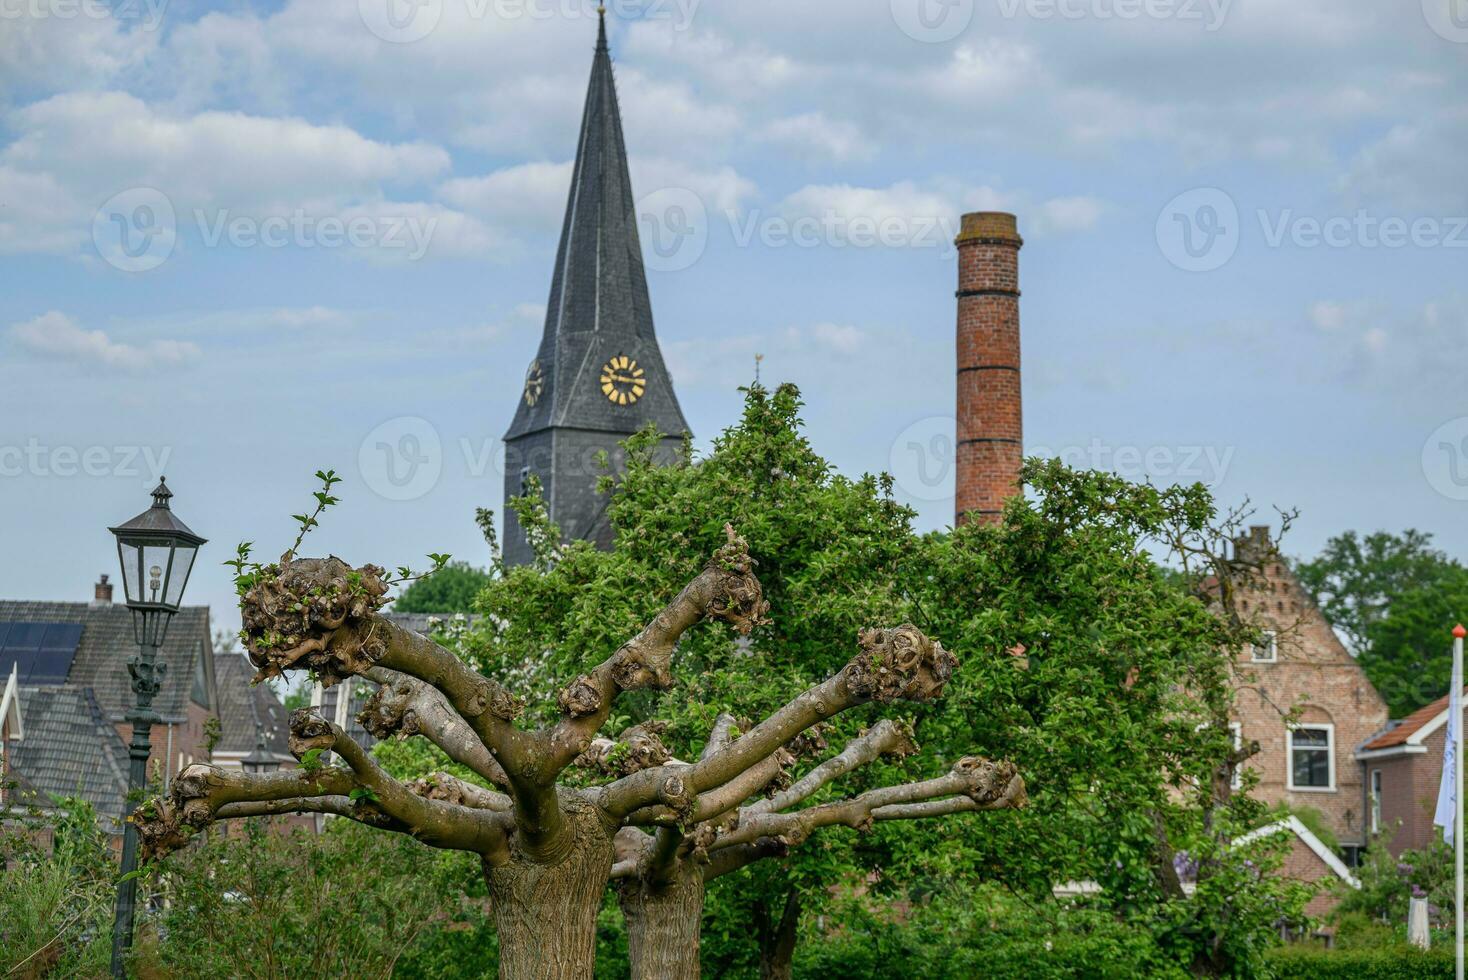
[0,601,213,723]
[213,653,290,759]
[10,685,130,826]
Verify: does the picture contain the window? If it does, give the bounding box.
[1370,770,1383,833]
[1251,630,1278,662]
[1288,725,1335,791]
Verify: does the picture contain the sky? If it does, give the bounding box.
[1,0,1466,634]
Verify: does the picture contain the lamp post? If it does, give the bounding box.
[108,478,205,979]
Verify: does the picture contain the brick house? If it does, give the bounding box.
[1229,528,1390,859]
[1237,816,1360,920]
[0,575,219,829]
[1354,690,1459,856]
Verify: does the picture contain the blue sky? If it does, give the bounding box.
[2,0,1466,631]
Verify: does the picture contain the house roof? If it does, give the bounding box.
[213,653,290,759]
[1361,689,1463,751]
[1237,816,1361,889]
[0,601,213,724]
[10,685,130,827]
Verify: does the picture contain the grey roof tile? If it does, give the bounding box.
[10,685,130,826]
[213,653,290,758]
[0,601,212,724]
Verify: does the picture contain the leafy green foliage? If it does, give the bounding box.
[1336,838,1454,925]
[461,384,1296,975]
[1296,530,1468,714]
[0,798,114,978]
[140,818,481,980]
[392,562,494,615]
[1264,944,1454,979]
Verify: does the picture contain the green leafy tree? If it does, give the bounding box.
[131,386,1300,979]
[1297,531,1468,714]
[394,562,494,615]
[472,386,1295,978]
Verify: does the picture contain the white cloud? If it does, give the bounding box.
[1033,196,1108,234]
[1309,301,1350,331]
[8,311,201,371]
[438,162,574,227]
[1340,111,1468,213]
[758,113,872,164]
[808,322,864,355]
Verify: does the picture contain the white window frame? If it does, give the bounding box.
[1369,768,1383,833]
[1286,723,1337,792]
[1251,630,1278,663]
[1229,722,1244,790]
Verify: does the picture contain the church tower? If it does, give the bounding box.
[502,11,690,566]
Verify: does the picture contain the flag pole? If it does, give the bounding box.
[1456,623,1465,980]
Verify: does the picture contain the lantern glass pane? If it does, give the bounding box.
[165,544,197,608]
[118,541,143,604]
[142,544,173,606]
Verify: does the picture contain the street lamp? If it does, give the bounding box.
[108,478,205,979]
[242,726,280,775]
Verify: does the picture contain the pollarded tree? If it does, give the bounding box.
[131,528,1026,980]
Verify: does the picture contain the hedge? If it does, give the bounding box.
[1264,944,1454,979]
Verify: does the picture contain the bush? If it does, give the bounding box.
[137,818,485,979]
[0,798,114,978]
[1265,944,1453,979]
[786,887,1190,980]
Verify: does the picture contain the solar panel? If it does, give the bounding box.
[0,621,83,685]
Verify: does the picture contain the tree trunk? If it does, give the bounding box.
[756,890,800,980]
[484,798,615,980]
[619,861,706,980]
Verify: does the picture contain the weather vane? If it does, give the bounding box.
[755,353,764,384]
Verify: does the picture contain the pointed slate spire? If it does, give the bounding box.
[501,14,691,565]
[504,9,688,443]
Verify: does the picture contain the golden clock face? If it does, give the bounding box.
[523,360,544,407]
[600,354,646,406]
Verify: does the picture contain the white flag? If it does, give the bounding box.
[1435,656,1462,844]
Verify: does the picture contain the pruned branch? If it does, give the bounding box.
[599,625,956,818]
[752,719,917,815]
[712,757,1025,852]
[131,709,512,864]
[361,666,512,790]
[541,526,768,780]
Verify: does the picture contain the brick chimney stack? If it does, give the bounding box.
[92,574,113,607]
[954,211,1023,525]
